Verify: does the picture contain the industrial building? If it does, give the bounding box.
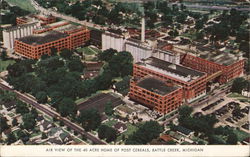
[132,57,207,102]
[180,52,245,84]
[14,24,90,59]
[129,77,183,114]
[16,14,56,26]
[2,22,40,49]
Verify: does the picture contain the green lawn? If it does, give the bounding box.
[0,59,15,72]
[5,0,36,12]
[77,47,95,55]
[227,93,250,103]
[116,123,138,142]
[232,129,250,142]
[103,119,118,127]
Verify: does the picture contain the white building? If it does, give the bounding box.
[102,31,180,64]
[2,22,40,49]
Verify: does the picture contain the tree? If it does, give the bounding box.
[232,104,241,117]
[79,109,101,131]
[126,121,163,145]
[1,50,7,60]
[226,133,238,144]
[98,48,118,62]
[16,130,30,143]
[231,78,248,93]
[41,132,47,139]
[35,91,48,104]
[68,58,84,72]
[7,132,17,145]
[12,118,18,126]
[50,47,58,56]
[104,101,114,116]
[58,97,77,117]
[60,48,73,59]
[31,108,38,119]
[98,125,117,142]
[16,101,29,114]
[0,116,9,133]
[22,113,36,130]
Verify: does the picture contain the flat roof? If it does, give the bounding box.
[199,51,242,66]
[137,77,179,96]
[54,24,81,32]
[18,31,68,45]
[137,57,204,82]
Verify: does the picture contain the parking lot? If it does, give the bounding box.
[194,95,249,133]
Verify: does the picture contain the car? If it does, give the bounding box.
[241,124,249,130]
[226,118,234,123]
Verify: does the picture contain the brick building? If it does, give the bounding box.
[180,52,245,84]
[129,77,183,114]
[132,57,207,102]
[16,14,56,26]
[14,24,90,59]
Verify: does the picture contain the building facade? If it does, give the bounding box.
[129,77,183,114]
[14,26,90,59]
[133,57,207,102]
[181,53,245,83]
[16,14,56,26]
[2,22,40,49]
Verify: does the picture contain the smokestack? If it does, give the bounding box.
[141,17,145,42]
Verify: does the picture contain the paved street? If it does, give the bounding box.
[0,80,107,145]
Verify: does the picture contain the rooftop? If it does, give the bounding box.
[137,77,179,96]
[18,31,68,45]
[137,57,204,82]
[198,51,243,66]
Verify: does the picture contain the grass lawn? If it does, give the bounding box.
[232,129,249,142]
[77,47,96,55]
[0,59,15,72]
[227,93,250,103]
[116,123,138,142]
[7,112,15,117]
[89,47,101,54]
[5,0,36,12]
[103,119,118,127]
[30,132,41,138]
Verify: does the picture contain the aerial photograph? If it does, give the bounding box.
[0,0,249,151]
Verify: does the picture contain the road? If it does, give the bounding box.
[0,81,107,145]
[170,3,250,11]
[30,0,107,30]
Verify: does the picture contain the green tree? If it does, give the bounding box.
[16,101,29,114]
[68,58,84,72]
[0,116,9,133]
[98,125,117,142]
[98,48,118,62]
[1,50,7,60]
[226,133,238,144]
[79,109,101,131]
[35,91,48,104]
[60,48,73,59]
[7,132,17,145]
[231,78,248,93]
[58,97,77,117]
[12,118,18,126]
[126,121,163,144]
[22,113,36,130]
[104,101,114,116]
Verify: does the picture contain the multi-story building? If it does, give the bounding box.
[2,22,40,49]
[129,77,183,114]
[14,24,90,59]
[16,14,56,26]
[180,52,245,84]
[133,57,207,102]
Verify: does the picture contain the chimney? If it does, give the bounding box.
[141,17,145,42]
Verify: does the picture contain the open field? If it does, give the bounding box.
[5,0,36,12]
[0,59,15,72]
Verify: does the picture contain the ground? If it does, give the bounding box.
[5,0,36,12]
[0,59,15,72]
